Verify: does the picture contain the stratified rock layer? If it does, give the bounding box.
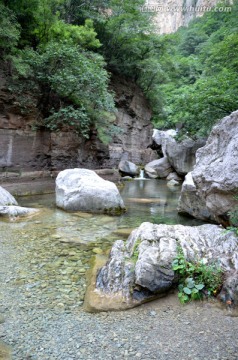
[0,74,156,171]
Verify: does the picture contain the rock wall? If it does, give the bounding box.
[106,75,157,167]
[145,0,231,34]
[0,75,156,172]
[178,110,238,225]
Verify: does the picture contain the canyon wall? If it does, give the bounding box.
[0,74,156,173]
[144,0,231,34]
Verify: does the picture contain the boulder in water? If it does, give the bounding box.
[56,168,126,215]
[145,157,173,179]
[118,159,139,177]
[0,205,40,220]
[0,186,18,206]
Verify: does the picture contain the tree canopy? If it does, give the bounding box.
[0,0,238,139]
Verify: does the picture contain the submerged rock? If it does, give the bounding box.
[166,172,182,182]
[0,186,39,221]
[167,179,180,188]
[85,222,238,311]
[0,185,18,206]
[178,110,238,224]
[0,205,40,220]
[56,168,126,215]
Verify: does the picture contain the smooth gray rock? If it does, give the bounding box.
[92,222,238,311]
[178,110,238,224]
[178,172,211,220]
[166,138,206,176]
[118,160,139,177]
[152,130,206,175]
[56,168,126,215]
[0,186,18,206]
[145,157,173,179]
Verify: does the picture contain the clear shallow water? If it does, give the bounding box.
[0,180,204,312]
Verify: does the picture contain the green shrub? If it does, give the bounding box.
[172,247,224,304]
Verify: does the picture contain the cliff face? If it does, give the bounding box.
[0,73,156,172]
[145,0,231,34]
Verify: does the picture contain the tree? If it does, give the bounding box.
[11,42,115,141]
[0,2,20,55]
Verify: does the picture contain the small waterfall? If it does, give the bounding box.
[135,169,148,180]
[139,169,145,179]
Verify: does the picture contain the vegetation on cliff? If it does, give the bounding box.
[154,1,238,136]
[0,0,237,138]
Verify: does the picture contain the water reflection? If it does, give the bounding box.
[119,179,203,228]
[15,179,204,244]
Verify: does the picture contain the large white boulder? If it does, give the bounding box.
[0,186,18,206]
[56,168,126,215]
[178,110,238,224]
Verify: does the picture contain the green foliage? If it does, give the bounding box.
[11,42,115,139]
[153,0,238,135]
[2,0,238,141]
[48,19,101,49]
[3,0,45,47]
[0,3,20,54]
[172,247,224,304]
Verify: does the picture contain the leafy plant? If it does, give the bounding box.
[172,247,223,304]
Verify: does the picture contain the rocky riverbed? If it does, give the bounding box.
[1,182,238,359]
[1,218,238,359]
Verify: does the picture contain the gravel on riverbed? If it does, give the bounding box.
[1,290,238,360]
[1,225,238,360]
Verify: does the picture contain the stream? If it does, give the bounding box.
[0,180,204,312]
[0,179,209,359]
